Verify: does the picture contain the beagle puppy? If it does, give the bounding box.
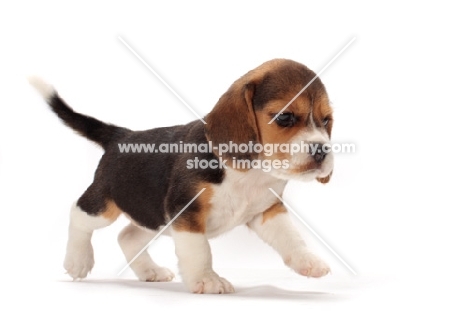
[29,59,334,294]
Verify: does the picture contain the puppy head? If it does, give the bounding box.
[205,59,334,182]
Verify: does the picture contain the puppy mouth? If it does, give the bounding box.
[292,163,332,177]
[292,161,322,173]
[299,168,319,175]
[297,168,325,178]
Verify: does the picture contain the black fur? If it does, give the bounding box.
[46,59,324,231]
[83,121,225,230]
[48,92,224,229]
[47,94,130,148]
[252,61,321,110]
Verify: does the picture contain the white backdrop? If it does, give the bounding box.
[1,1,467,309]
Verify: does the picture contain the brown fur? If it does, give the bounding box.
[56,58,333,235]
[316,173,332,184]
[172,183,214,233]
[312,90,333,137]
[205,82,260,163]
[205,59,333,169]
[254,96,311,162]
[102,199,122,221]
[262,203,287,224]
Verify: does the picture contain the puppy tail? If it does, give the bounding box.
[28,76,130,148]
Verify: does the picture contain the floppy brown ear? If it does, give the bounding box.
[205,82,260,160]
[316,171,332,184]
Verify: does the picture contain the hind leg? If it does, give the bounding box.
[118,223,175,282]
[64,200,119,280]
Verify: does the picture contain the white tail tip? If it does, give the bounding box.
[28,76,56,99]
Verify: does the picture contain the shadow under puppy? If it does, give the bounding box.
[29,58,334,294]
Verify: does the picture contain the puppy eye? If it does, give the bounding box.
[275,112,297,127]
[322,117,330,126]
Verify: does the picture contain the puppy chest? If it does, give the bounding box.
[203,169,286,237]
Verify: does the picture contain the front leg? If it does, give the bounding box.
[247,203,330,278]
[171,229,234,294]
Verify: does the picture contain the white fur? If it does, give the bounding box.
[271,127,334,181]
[167,169,285,293]
[205,167,287,238]
[118,224,174,282]
[248,212,330,278]
[171,230,234,294]
[63,203,113,280]
[28,76,56,99]
[169,167,329,293]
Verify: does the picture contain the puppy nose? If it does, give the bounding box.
[308,143,327,163]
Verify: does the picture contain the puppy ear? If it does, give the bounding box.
[316,171,332,184]
[205,82,259,160]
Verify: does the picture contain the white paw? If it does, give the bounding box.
[63,241,94,280]
[286,251,330,278]
[135,265,175,282]
[187,272,235,294]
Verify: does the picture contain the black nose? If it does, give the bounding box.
[308,143,327,163]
